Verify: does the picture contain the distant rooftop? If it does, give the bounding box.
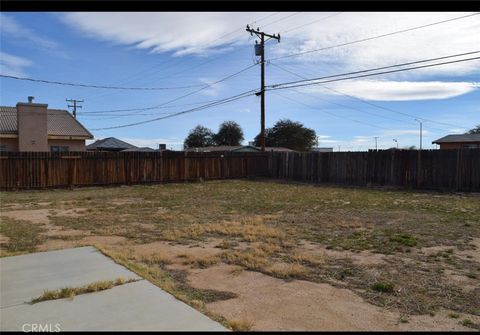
[185,145,294,152]
[121,147,156,152]
[432,134,480,144]
[87,137,137,151]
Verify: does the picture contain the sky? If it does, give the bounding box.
[1,12,479,151]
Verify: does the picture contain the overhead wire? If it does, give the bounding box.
[268,61,469,131]
[267,13,480,61]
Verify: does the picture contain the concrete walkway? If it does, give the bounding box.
[0,246,226,331]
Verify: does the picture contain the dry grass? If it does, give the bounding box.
[161,216,285,243]
[181,254,220,268]
[30,277,138,304]
[227,319,254,331]
[266,263,310,280]
[221,249,270,272]
[1,179,479,325]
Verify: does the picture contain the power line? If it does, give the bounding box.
[91,89,257,131]
[86,63,258,114]
[268,51,480,88]
[260,12,303,29]
[268,61,468,130]
[0,74,206,90]
[267,56,480,90]
[268,13,480,61]
[272,90,391,131]
[80,99,224,114]
[281,12,343,34]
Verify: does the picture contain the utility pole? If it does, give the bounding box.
[393,138,398,149]
[374,136,379,151]
[415,119,423,150]
[66,99,83,118]
[246,25,280,152]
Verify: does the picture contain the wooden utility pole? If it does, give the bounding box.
[415,119,423,150]
[66,99,83,118]
[374,136,379,151]
[246,25,280,152]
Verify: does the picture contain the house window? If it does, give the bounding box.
[463,143,479,149]
[0,145,6,152]
[51,146,69,152]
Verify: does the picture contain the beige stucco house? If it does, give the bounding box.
[0,98,93,152]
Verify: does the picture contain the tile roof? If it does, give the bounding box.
[86,137,137,150]
[432,134,480,144]
[0,106,93,138]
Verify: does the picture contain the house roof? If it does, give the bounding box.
[0,106,93,138]
[432,134,480,144]
[86,137,137,150]
[185,145,294,152]
[121,147,155,152]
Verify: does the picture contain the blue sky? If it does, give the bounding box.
[1,12,479,150]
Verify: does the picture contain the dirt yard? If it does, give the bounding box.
[1,179,479,331]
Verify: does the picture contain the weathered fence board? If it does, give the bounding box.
[0,149,478,191]
[0,151,270,190]
[268,149,480,191]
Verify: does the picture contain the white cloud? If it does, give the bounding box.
[59,12,262,56]
[58,12,480,78]
[319,80,480,101]
[0,14,67,58]
[0,52,32,76]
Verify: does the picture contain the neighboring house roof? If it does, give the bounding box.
[186,146,243,152]
[86,137,137,150]
[121,147,155,152]
[185,145,294,152]
[432,134,480,144]
[0,106,93,138]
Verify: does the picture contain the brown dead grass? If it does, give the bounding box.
[1,180,479,330]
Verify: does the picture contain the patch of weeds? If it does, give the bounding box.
[215,240,237,249]
[48,216,95,231]
[227,319,254,331]
[30,277,138,304]
[371,282,395,293]
[0,217,45,252]
[221,249,270,272]
[181,254,220,269]
[266,263,310,280]
[160,267,238,304]
[141,253,172,267]
[460,319,480,330]
[448,312,460,319]
[389,234,418,247]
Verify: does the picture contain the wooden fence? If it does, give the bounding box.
[0,149,479,191]
[0,151,270,190]
[268,149,480,191]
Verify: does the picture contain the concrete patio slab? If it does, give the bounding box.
[1,280,226,331]
[0,247,226,331]
[0,246,140,308]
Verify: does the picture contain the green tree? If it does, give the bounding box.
[183,125,215,149]
[254,119,317,151]
[466,125,480,134]
[213,121,244,146]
